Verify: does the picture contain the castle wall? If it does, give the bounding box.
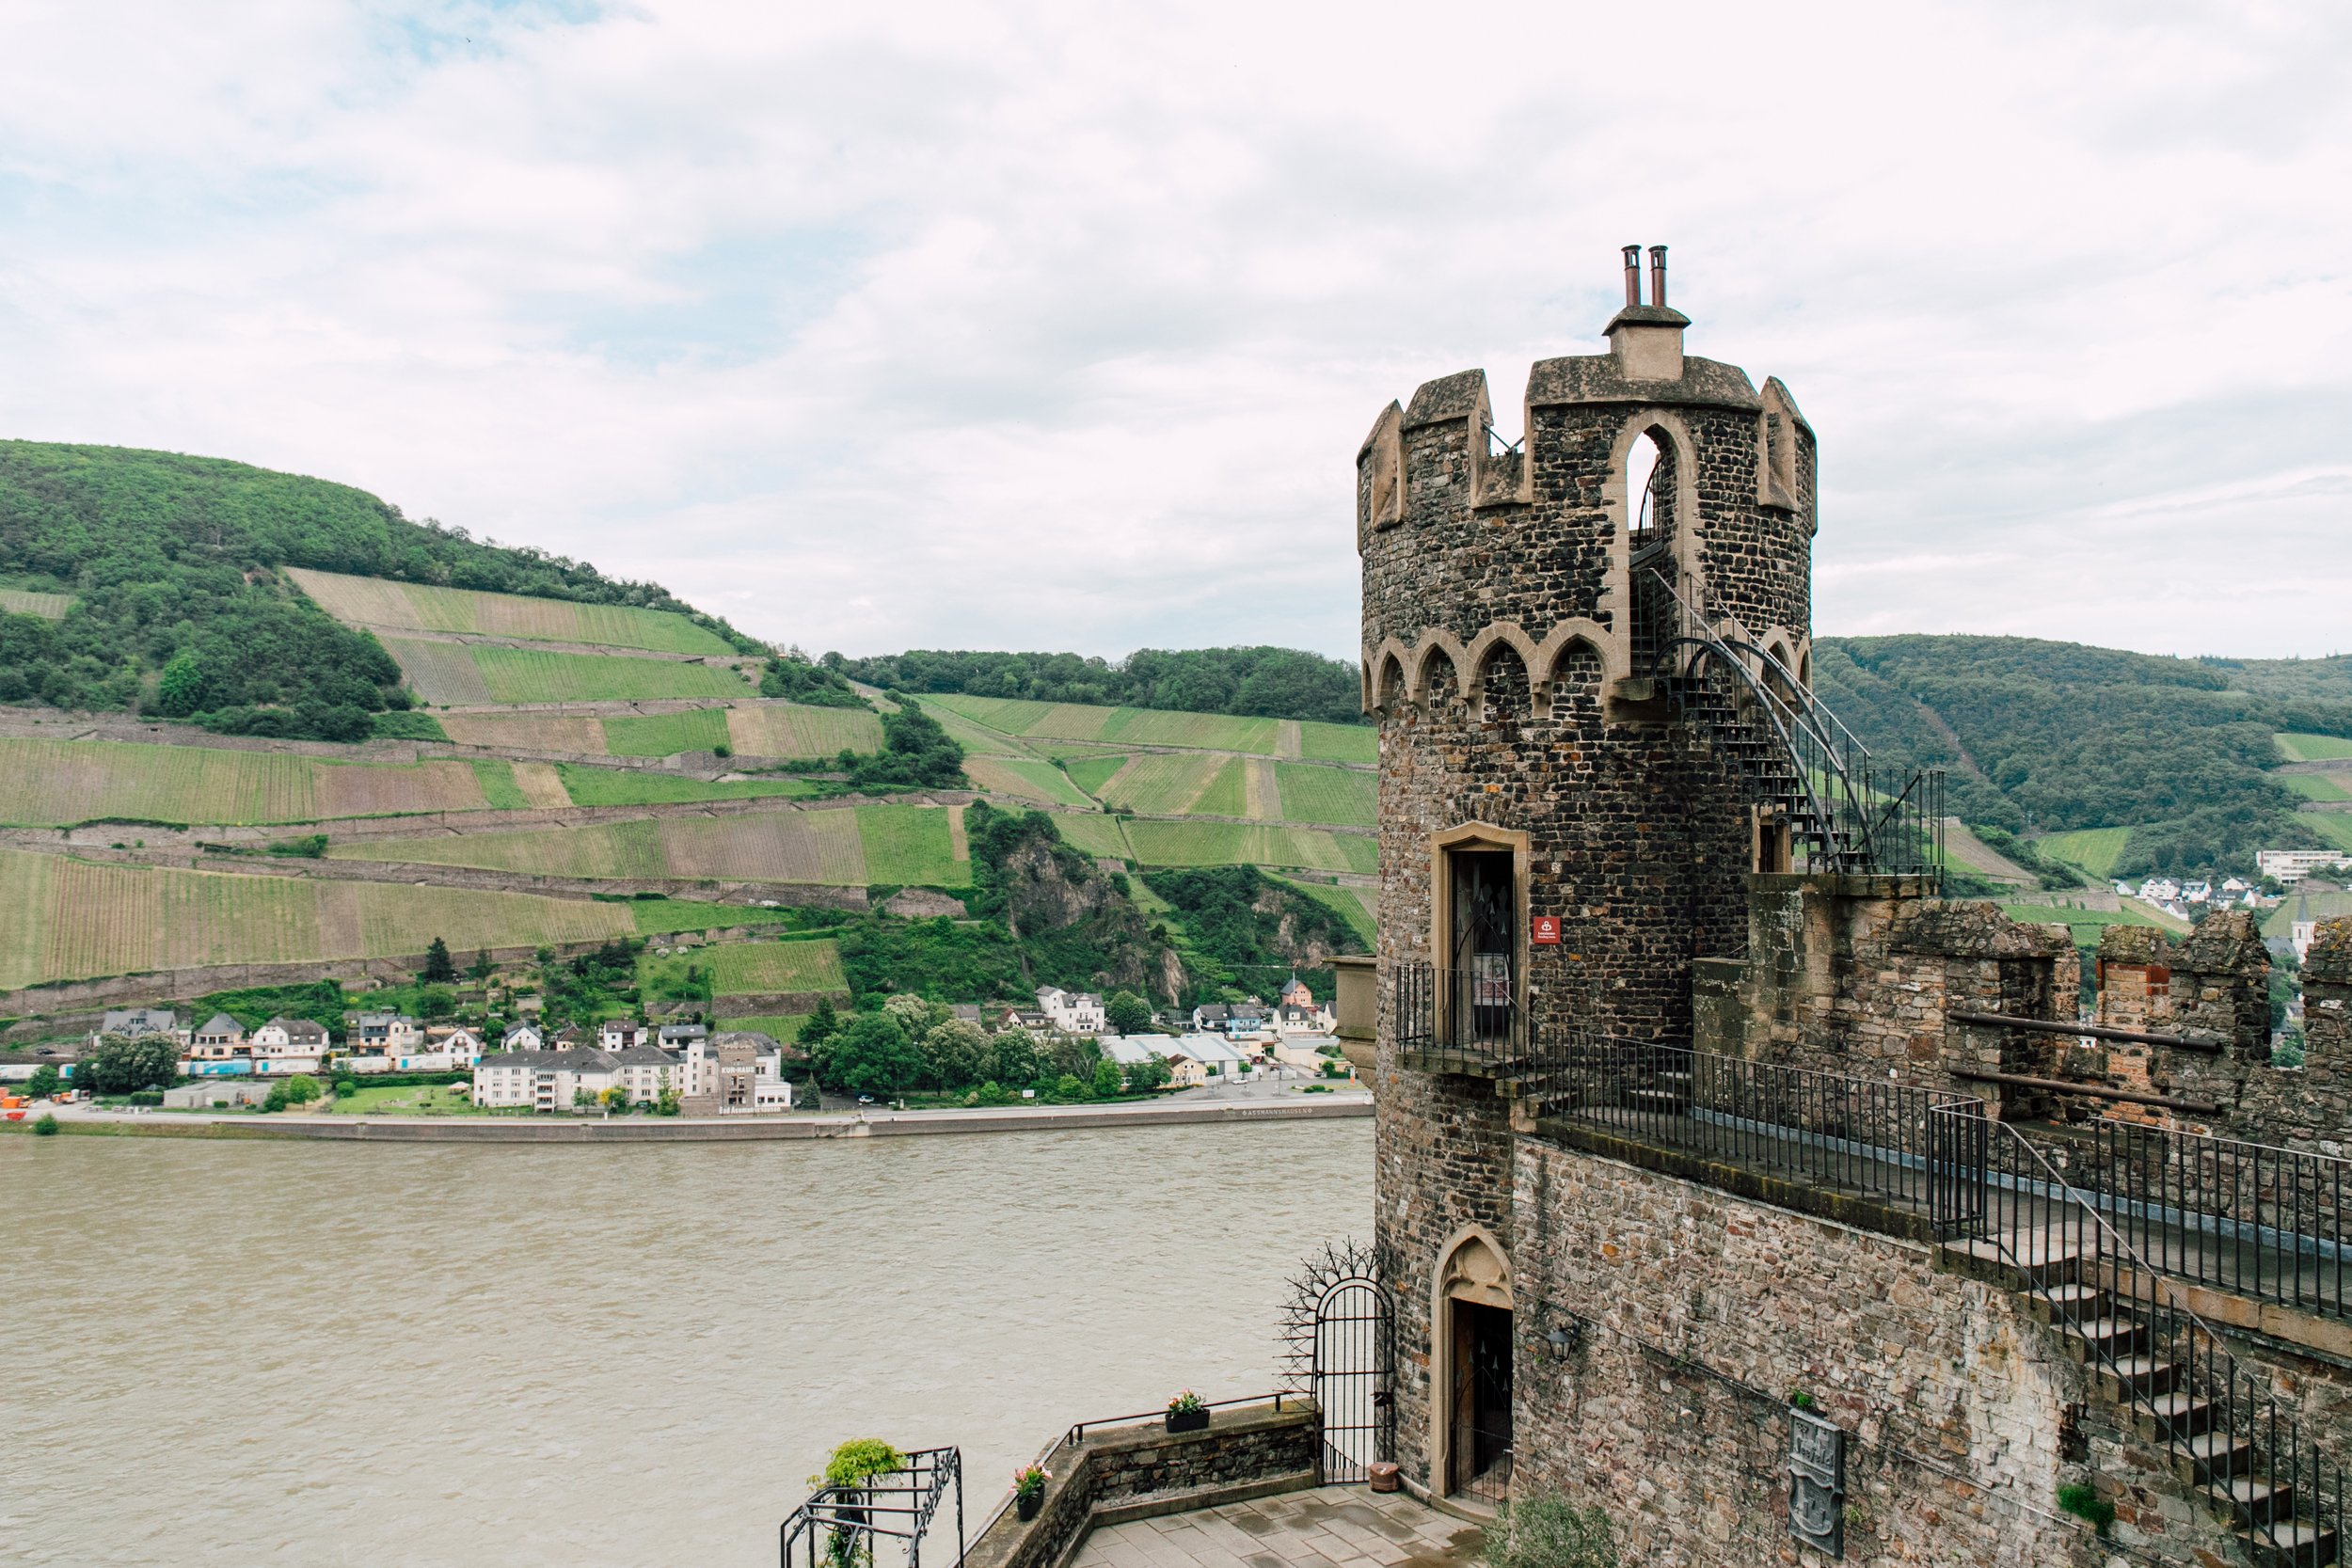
[1508,1142,2281,1568]
[2239,914,2352,1150]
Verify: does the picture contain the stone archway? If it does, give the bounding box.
[1429,1227,1514,1505]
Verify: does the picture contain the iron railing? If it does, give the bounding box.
[1933,1109,2344,1566]
[1540,1038,1985,1216]
[1646,569,1945,882]
[2028,1118,2349,1323]
[779,1447,963,1568]
[1391,962,1532,1072]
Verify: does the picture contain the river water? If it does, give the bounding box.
[4,1120,1370,1568]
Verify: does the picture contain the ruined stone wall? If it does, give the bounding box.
[2093,914,2304,1141]
[1507,1141,2260,1568]
[2239,915,2352,1151]
[1725,878,2076,1107]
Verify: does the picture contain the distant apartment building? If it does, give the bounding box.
[2260,848,2352,885]
[1035,987,1105,1034]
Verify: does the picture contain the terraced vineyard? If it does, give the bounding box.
[0,849,636,990]
[380,638,756,705]
[1273,764,1376,827]
[1121,819,1378,875]
[2278,733,2352,763]
[930,693,1374,760]
[327,802,970,888]
[0,737,509,827]
[2035,827,2133,879]
[641,938,849,1000]
[960,756,1094,808]
[0,589,73,620]
[549,765,818,807]
[287,567,735,655]
[434,702,881,761]
[2282,772,2352,802]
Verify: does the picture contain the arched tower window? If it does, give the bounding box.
[1626,429,1679,678]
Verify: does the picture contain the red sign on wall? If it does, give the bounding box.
[1531,916,1562,945]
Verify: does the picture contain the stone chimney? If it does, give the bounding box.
[1605,242,1690,381]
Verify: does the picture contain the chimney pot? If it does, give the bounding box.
[1648,245,1668,309]
[1622,245,1643,308]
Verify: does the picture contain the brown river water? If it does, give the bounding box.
[4,1120,1370,1568]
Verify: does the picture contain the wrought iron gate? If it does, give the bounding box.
[1282,1242,1393,1482]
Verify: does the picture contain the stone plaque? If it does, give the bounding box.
[1788,1409,1845,1558]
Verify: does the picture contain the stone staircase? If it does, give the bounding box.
[1946,1226,2342,1566]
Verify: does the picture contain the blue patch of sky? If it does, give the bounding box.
[548,229,872,372]
[369,0,609,70]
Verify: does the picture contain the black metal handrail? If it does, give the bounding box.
[2027,1117,2348,1322]
[780,1447,963,1568]
[1064,1391,1292,1446]
[1645,568,1944,882]
[1538,1037,1984,1214]
[1391,962,1532,1071]
[1934,1110,2344,1564]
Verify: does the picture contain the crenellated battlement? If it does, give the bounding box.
[1357,250,1817,721]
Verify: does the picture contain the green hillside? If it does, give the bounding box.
[0,441,759,740]
[1815,635,2352,878]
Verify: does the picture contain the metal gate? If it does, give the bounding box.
[1282,1241,1393,1482]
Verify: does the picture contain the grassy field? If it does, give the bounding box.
[287,567,735,655]
[932,694,1316,758]
[1277,876,1377,947]
[2282,772,2352,802]
[474,646,756,705]
[961,756,1097,808]
[1275,765,1376,827]
[629,900,802,935]
[0,848,636,990]
[641,938,847,998]
[855,805,969,887]
[325,1082,485,1117]
[552,765,818,807]
[1122,819,1377,875]
[469,759,531,810]
[0,589,73,620]
[1062,754,1128,796]
[2306,816,2352,853]
[2000,901,2186,943]
[1296,722,1376,764]
[2265,890,2352,941]
[2278,734,2352,763]
[603,709,729,757]
[2036,826,2134,879]
[726,704,882,759]
[335,809,870,883]
[715,1013,813,1042]
[0,736,510,827]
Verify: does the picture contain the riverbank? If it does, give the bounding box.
[11,1089,1372,1142]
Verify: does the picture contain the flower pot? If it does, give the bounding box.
[1164,1408,1210,1433]
[1016,1492,1042,1522]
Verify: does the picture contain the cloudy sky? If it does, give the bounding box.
[2,1,2346,662]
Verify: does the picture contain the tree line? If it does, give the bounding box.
[828,645,1366,726]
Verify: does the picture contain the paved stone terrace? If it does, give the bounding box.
[1072,1487,1484,1568]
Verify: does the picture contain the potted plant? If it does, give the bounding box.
[1165,1389,1209,1433]
[1012,1464,1049,1522]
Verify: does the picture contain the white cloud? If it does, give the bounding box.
[1,0,2347,659]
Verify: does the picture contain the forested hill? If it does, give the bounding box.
[1813,636,2352,877]
[834,647,1365,726]
[0,441,756,736]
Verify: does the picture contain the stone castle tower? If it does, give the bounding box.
[1359,245,1817,1049]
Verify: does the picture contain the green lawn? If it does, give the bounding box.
[1276,764,1376,827]
[325,1082,487,1117]
[553,764,817,807]
[603,709,731,757]
[2281,772,2352,803]
[475,646,755,704]
[855,805,970,887]
[2278,733,2352,763]
[2035,826,2133,879]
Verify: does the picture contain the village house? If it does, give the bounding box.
[598,1019,648,1051]
[186,1013,251,1074]
[90,1007,180,1049]
[248,1017,329,1075]
[1034,987,1105,1035]
[500,1021,544,1053]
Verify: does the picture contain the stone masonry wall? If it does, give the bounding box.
[2240,915,2352,1151]
[2095,914,2298,1141]
[1509,1140,2261,1568]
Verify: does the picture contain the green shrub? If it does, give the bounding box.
[128,1090,164,1107]
[1483,1496,1618,1568]
[818,1439,904,1487]
[2056,1482,2113,1535]
[33,1112,59,1135]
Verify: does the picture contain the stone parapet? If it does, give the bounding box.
[961,1401,1318,1568]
